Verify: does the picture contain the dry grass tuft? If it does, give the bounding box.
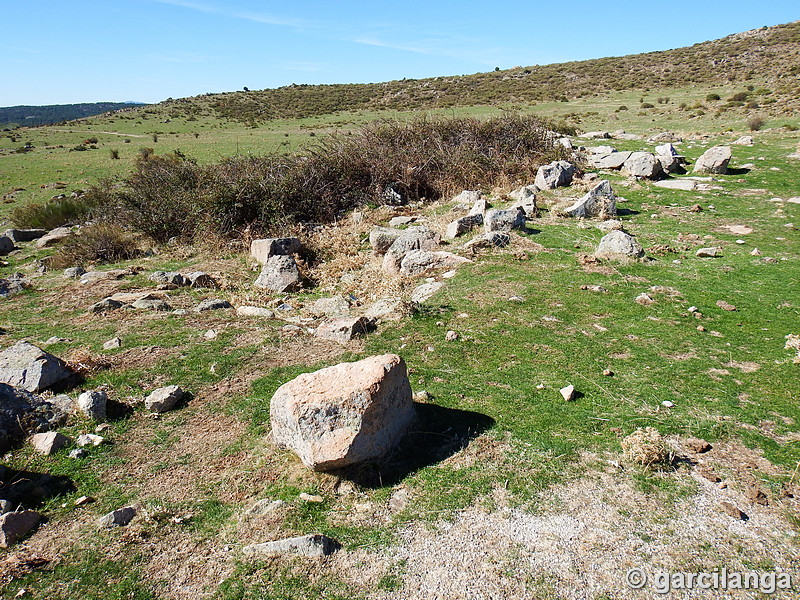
[621,427,670,468]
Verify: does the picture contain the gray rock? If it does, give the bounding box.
[382,230,441,274]
[0,510,41,547]
[307,297,350,318]
[148,271,186,286]
[194,298,233,312]
[586,145,615,155]
[250,237,302,265]
[693,146,732,174]
[411,281,444,304]
[236,306,275,318]
[4,229,46,243]
[103,337,122,350]
[652,179,698,191]
[36,227,73,248]
[186,271,217,289]
[315,317,375,344]
[0,236,14,256]
[656,153,683,174]
[243,534,339,557]
[76,433,105,447]
[655,142,680,157]
[388,216,417,228]
[597,219,624,232]
[270,354,414,471]
[0,276,27,298]
[451,190,482,208]
[63,267,86,279]
[649,132,682,143]
[80,269,129,285]
[97,506,137,529]
[595,230,645,259]
[534,160,576,190]
[31,431,70,455]
[556,137,573,150]
[77,390,108,421]
[0,500,14,515]
[468,196,487,217]
[144,385,184,413]
[0,341,72,392]
[0,384,70,451]
[623,152,664,179]
[369,227,404,254]
[254,255,302,292]
[732,135,753,146]
[444,214,483,239]
[69,448,88,459]
[244,499,287,516]
[364,298,404,320]
[610,131,641,141]
[582,131,611,139]
[483,207,526,232]
[562,180,617,219]
[508,185,537,217]
[463,232,510,250]
[696,247,719,258]
[399,250,471,277]
[90,298,125,314]
[131,298,172,311]
[590,151,632,170]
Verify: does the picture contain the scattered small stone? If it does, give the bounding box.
[63,267,86,279]
[688,204,703,212]
[412,390,432,402]
[75,496,95,506]
[91,298,125,314]
[299,493,324,503]
[97,506,137,529]
[697,325,706,332]
[716,300,737,311]
[560,385,576,401]
[76,433,105,447]
[508,295,525,302]
[103,337,122,350]
[144,385,185,413]
[635,293,655,306]
[203,329,218,340]
[0,500,14,514]
[194,299,233,312]
[746,486,769,506]
[411,281,444,304]
[602,369,614,377]
[388,215,418,227]
[661,400,675,408]
[695,247,719,258]
[580,285,608,292]
[31,431,70,455]
[0,511,41,548]
[245,499,287,516]
[445,330,459,342]
[720,501,747,521]
[132,298,172,311]
[185,271,218,288]
[242,534,339,558]
[236,306,275,318]
[315,317,375,344]
[68,448,88,459]
[77,389,108,421]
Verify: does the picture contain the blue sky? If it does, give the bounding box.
[3,0,798,106]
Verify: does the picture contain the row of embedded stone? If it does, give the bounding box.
[587,142,732,180]
[0,340,187,546]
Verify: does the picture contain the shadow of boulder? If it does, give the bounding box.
[0,466,74,509]
[334,402,495,488]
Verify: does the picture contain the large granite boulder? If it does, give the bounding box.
[250,237,302,265]
[623,152,664,180]
[595,230,645,259]
[693,146,731,174]
[382,230,440,274]
[534,160,576,190]
[270,354,415,471]
[254,255,302,292]
[0,341,72,392]
[561,180,617,219]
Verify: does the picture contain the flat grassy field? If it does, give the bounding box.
[0,88,798,599]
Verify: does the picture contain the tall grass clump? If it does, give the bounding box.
[49,223,142,268]
[10,195,101,230]
[87,115,566,242]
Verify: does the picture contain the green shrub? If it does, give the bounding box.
[10,195,100,229]
[615,105,628,112]
[747,115,766,131]
[91,115,565,241]
[729,91,749,102]
[783,123,798,131]
[640,102,655,109]
[50,223,142,268]
[705,93,721,101]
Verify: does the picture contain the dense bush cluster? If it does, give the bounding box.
[76,115,567,242]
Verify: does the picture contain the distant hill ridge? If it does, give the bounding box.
[156,20,800,123]
[0,102,146,129]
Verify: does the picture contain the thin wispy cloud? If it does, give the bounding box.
[149,0,314,29]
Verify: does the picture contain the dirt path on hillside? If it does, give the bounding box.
[48,129,148,138]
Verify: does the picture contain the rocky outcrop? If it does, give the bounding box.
[254,255,302,292]
[270,354,415,471]
[534,160,576,190]
[595,230,645,259]
[0,341,72,393]
[250,237,302,264]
